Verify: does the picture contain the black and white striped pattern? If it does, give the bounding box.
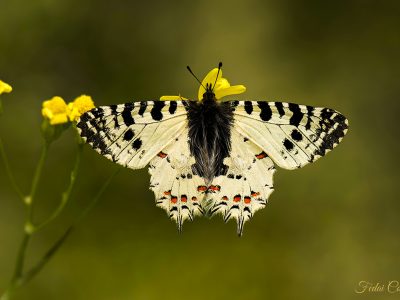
[231,101,348,169]
[77,101,188,169]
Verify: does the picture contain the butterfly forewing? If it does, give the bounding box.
[231,101,349,170]
[77,101,188,169]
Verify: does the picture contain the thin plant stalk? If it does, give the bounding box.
[0,141,50,300]
[0,168,120,300]
[33,143,83,232]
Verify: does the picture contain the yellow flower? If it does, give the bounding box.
[160,67,246,101]
[68,95,95,121]
[0,80,12,95]
[41,96,69,125]
[197,68,246,100]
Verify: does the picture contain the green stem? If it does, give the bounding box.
[76,168,120,224]
[0,136,25,201]
[23,168,119,286]
[0,168,120,299]
[0,141,50,300]
[11,233,31,281]
[33,144,83,232]
[27,141,49,215]
[18,227,72,287]
[0,228,66,300]
[11,141,50,280]
[0,233,32,300]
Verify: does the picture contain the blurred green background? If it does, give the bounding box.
[1,0,399,299]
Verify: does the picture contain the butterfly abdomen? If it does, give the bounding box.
[187,98,234,183]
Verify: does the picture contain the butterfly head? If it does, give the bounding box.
[202,82,217,102]
[187,62,222,103]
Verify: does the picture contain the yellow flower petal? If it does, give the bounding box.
[49,113,69,125]
[0,80,12,95]
[68,95,95,121]
[197,68,246,100]
[160,95,188,101]
[214,78,230,90]
[41,96,69,125]
[160,66,247,102]
[198,68,222,100]
[41,107,54,119]
[215,85,246,100]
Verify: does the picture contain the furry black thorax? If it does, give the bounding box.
[187,90,234,183]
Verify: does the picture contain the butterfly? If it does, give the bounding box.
[76,63,349,236]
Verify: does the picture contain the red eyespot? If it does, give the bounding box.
[197,185,207,192]
[244,196,251,204]
[255,152,267,159]
[209,185,221,192]
[157,152,168,158]
[233,195,241,202]
[181,195,187,202]
[171,196,178,204]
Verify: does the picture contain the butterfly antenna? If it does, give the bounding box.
[187,66,206,90]
[212,62,223,92]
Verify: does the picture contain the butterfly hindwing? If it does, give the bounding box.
[232,101,349,170]
[206,129,276,236]
[149,128,206,229]
[77,101,188,169]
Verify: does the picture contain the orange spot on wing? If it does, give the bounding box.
[255,152,267,159]
[233,195,241,202]
[209,185,221,192]
[181,195,187,202]
[171,196,177,204]
[251,191,260,197]
[222,196,228,201]
[192,196,197,201]
[244,196,251,204]
[163,190,171,195]
[157,151,168,158]
[197,185,207,192]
